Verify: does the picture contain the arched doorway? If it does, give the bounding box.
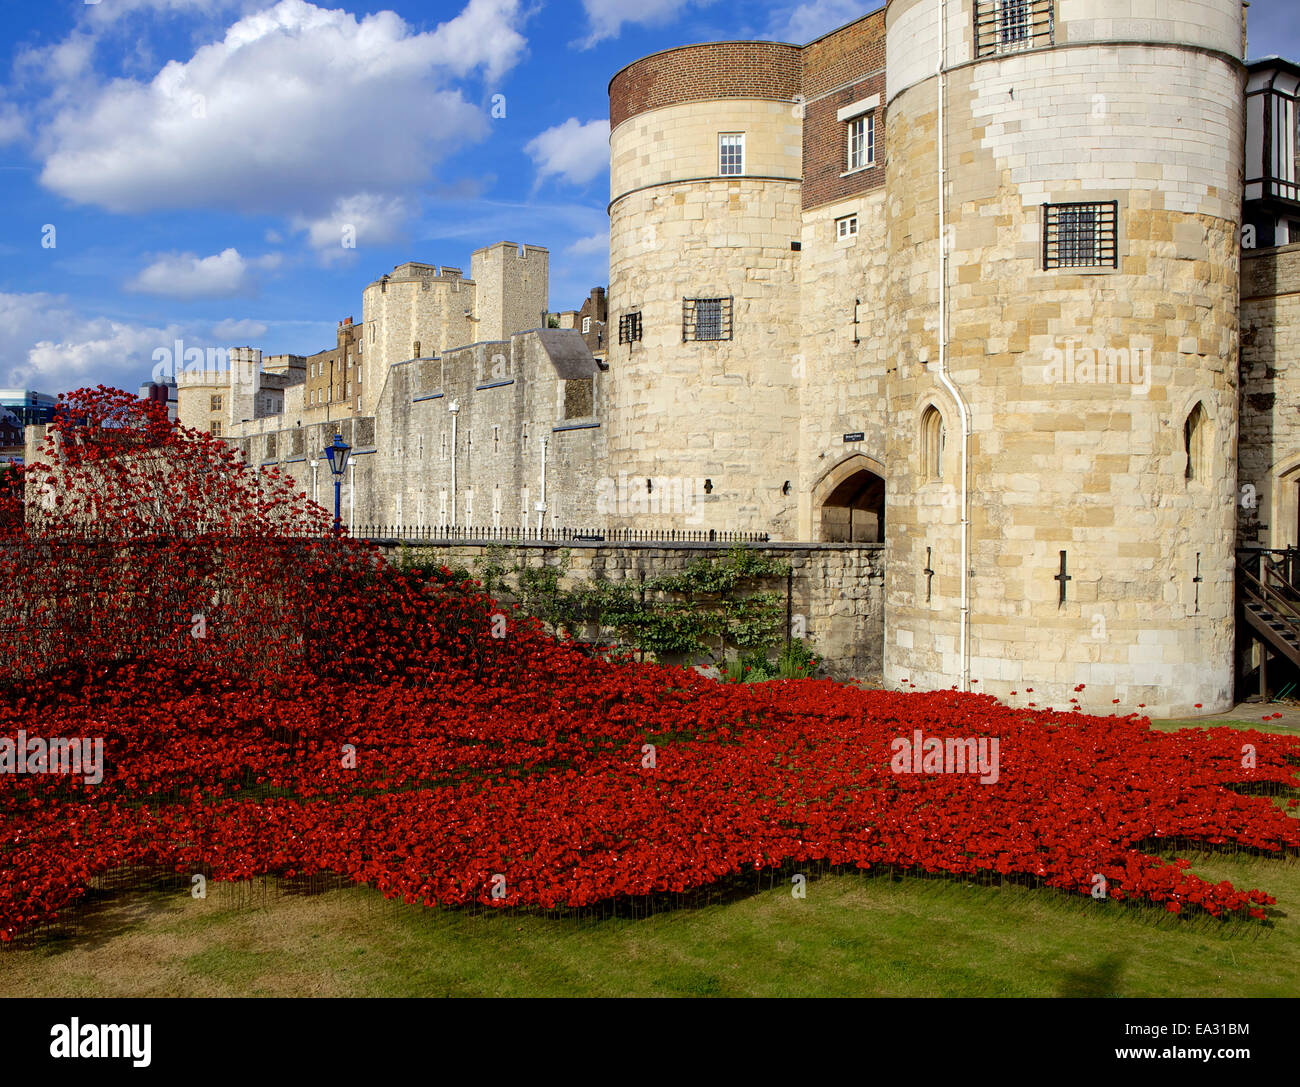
[813,453,885,542]
[1272,457,1300,550]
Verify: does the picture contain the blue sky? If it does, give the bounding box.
[0,0,1296,397]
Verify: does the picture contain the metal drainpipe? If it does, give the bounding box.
[538,435,549,531]
[448,401,459,527]
[936,0,972,691]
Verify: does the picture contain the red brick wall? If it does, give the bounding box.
[607,14,889,210]
[609,42,803,130]
[800,11,888,212]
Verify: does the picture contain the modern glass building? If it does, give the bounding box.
[0,389,58,427]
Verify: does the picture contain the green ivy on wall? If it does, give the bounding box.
[394,543,817,677]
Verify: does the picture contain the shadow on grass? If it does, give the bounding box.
[1057,953,1127,997]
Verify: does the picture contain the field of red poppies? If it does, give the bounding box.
[1,389,1299,944]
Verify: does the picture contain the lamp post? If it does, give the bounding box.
[324,434,351,536]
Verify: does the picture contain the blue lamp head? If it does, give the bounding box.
[324,434,352,477]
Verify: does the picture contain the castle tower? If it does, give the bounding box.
[360,264,476,413]
[607,43,804,534]
[883,0,1245,716]
[471,241,550,343]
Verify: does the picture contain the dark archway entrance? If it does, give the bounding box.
[813,454,885,542]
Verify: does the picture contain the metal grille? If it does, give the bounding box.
[682,297,733,342]
[618,311,642,344]
[1042,201,1118,269]
[974,0,1054,57]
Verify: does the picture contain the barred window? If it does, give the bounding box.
[1042,201,1118,269]
[619,311,643,344]
[975,0,1053,57]
[683,297,733,342]
[719,133,744,176]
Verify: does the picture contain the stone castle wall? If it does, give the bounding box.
[373,538,885,681]
[228,329,607,530]
[153,0,1300,718]
[882,0,1244,717]
[1239,241,1300,546]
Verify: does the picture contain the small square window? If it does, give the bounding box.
[683,297,733,342]
[719,133,744,176]
[837,215,859,240]
[1042,201,1118,269]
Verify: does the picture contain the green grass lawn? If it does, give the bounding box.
[2,851,1297,998]
[2,718,1297,998]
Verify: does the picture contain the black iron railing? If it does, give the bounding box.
[1237,547,1300,592]
[355,524,771,544]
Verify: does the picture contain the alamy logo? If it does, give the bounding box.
[890,729,1000,784]
[151,340,259,385]
[0,731,103,785]
[50,1019,151,1067]
[595,473,708,524]
[1042,339,1151,395]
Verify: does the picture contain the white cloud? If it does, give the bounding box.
[211,317,269,341]
[568,232,609,257]
[419,0,530,83]
[525,118,610,186]
[0,292,183,394]
[0,102,25,146]
[15,32,97,87]
[35,0,528,248]
[128,248,272,299]
[291,193,412,263]
[577,0,714,48]
[81,0,252,24]
[768,1,870,43]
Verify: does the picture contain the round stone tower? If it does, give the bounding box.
[607,42,805,535]
[883,0,1245,716]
